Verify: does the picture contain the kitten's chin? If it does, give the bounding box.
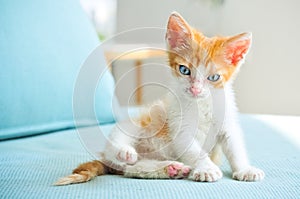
[185,92,209,101]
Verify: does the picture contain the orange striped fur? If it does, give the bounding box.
[138,102,171,141]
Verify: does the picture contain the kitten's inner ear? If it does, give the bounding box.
[222,32,252,66]
[166,12,192,49]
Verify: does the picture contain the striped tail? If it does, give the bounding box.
[54,160,108,186]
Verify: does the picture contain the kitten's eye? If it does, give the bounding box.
[179,65,191,76]
[207,74,220,82]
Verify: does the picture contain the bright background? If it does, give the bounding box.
[81,0,300,115]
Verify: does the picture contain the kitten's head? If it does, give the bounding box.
[166,12,252,100]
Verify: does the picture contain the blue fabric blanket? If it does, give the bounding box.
[0,115,299,199]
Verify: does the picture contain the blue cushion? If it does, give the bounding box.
[0,115,299,198]
[0,0,116,140]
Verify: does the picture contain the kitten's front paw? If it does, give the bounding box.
[116,146,138,165]
[189,161,223,182]
[233,166,265,181]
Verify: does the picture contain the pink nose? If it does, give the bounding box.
[190,86,201,96]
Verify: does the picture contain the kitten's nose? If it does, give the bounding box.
[190,85,201,96]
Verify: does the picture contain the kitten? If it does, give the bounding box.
[55,12,264,185]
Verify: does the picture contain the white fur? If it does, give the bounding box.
[102,75,264,181]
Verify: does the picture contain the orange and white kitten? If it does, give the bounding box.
[55,12,264,185]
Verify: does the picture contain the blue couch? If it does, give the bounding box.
[0,1,299,198]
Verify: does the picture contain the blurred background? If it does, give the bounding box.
[80,0,300,116]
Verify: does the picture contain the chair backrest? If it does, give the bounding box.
[0,0,117,140]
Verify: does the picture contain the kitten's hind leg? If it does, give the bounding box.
[124,160,191,179]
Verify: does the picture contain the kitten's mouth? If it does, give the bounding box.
[185,89,208,100]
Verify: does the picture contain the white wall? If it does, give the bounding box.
[115,0,300,115]
[116,0,223,42]
[220,0,300,115]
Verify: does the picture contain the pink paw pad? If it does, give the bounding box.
[167,165,179,177]
[166,163,190,178]
[182,166,191,176]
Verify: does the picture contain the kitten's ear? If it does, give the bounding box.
[166,12,192,50]
[222,32,252,66]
